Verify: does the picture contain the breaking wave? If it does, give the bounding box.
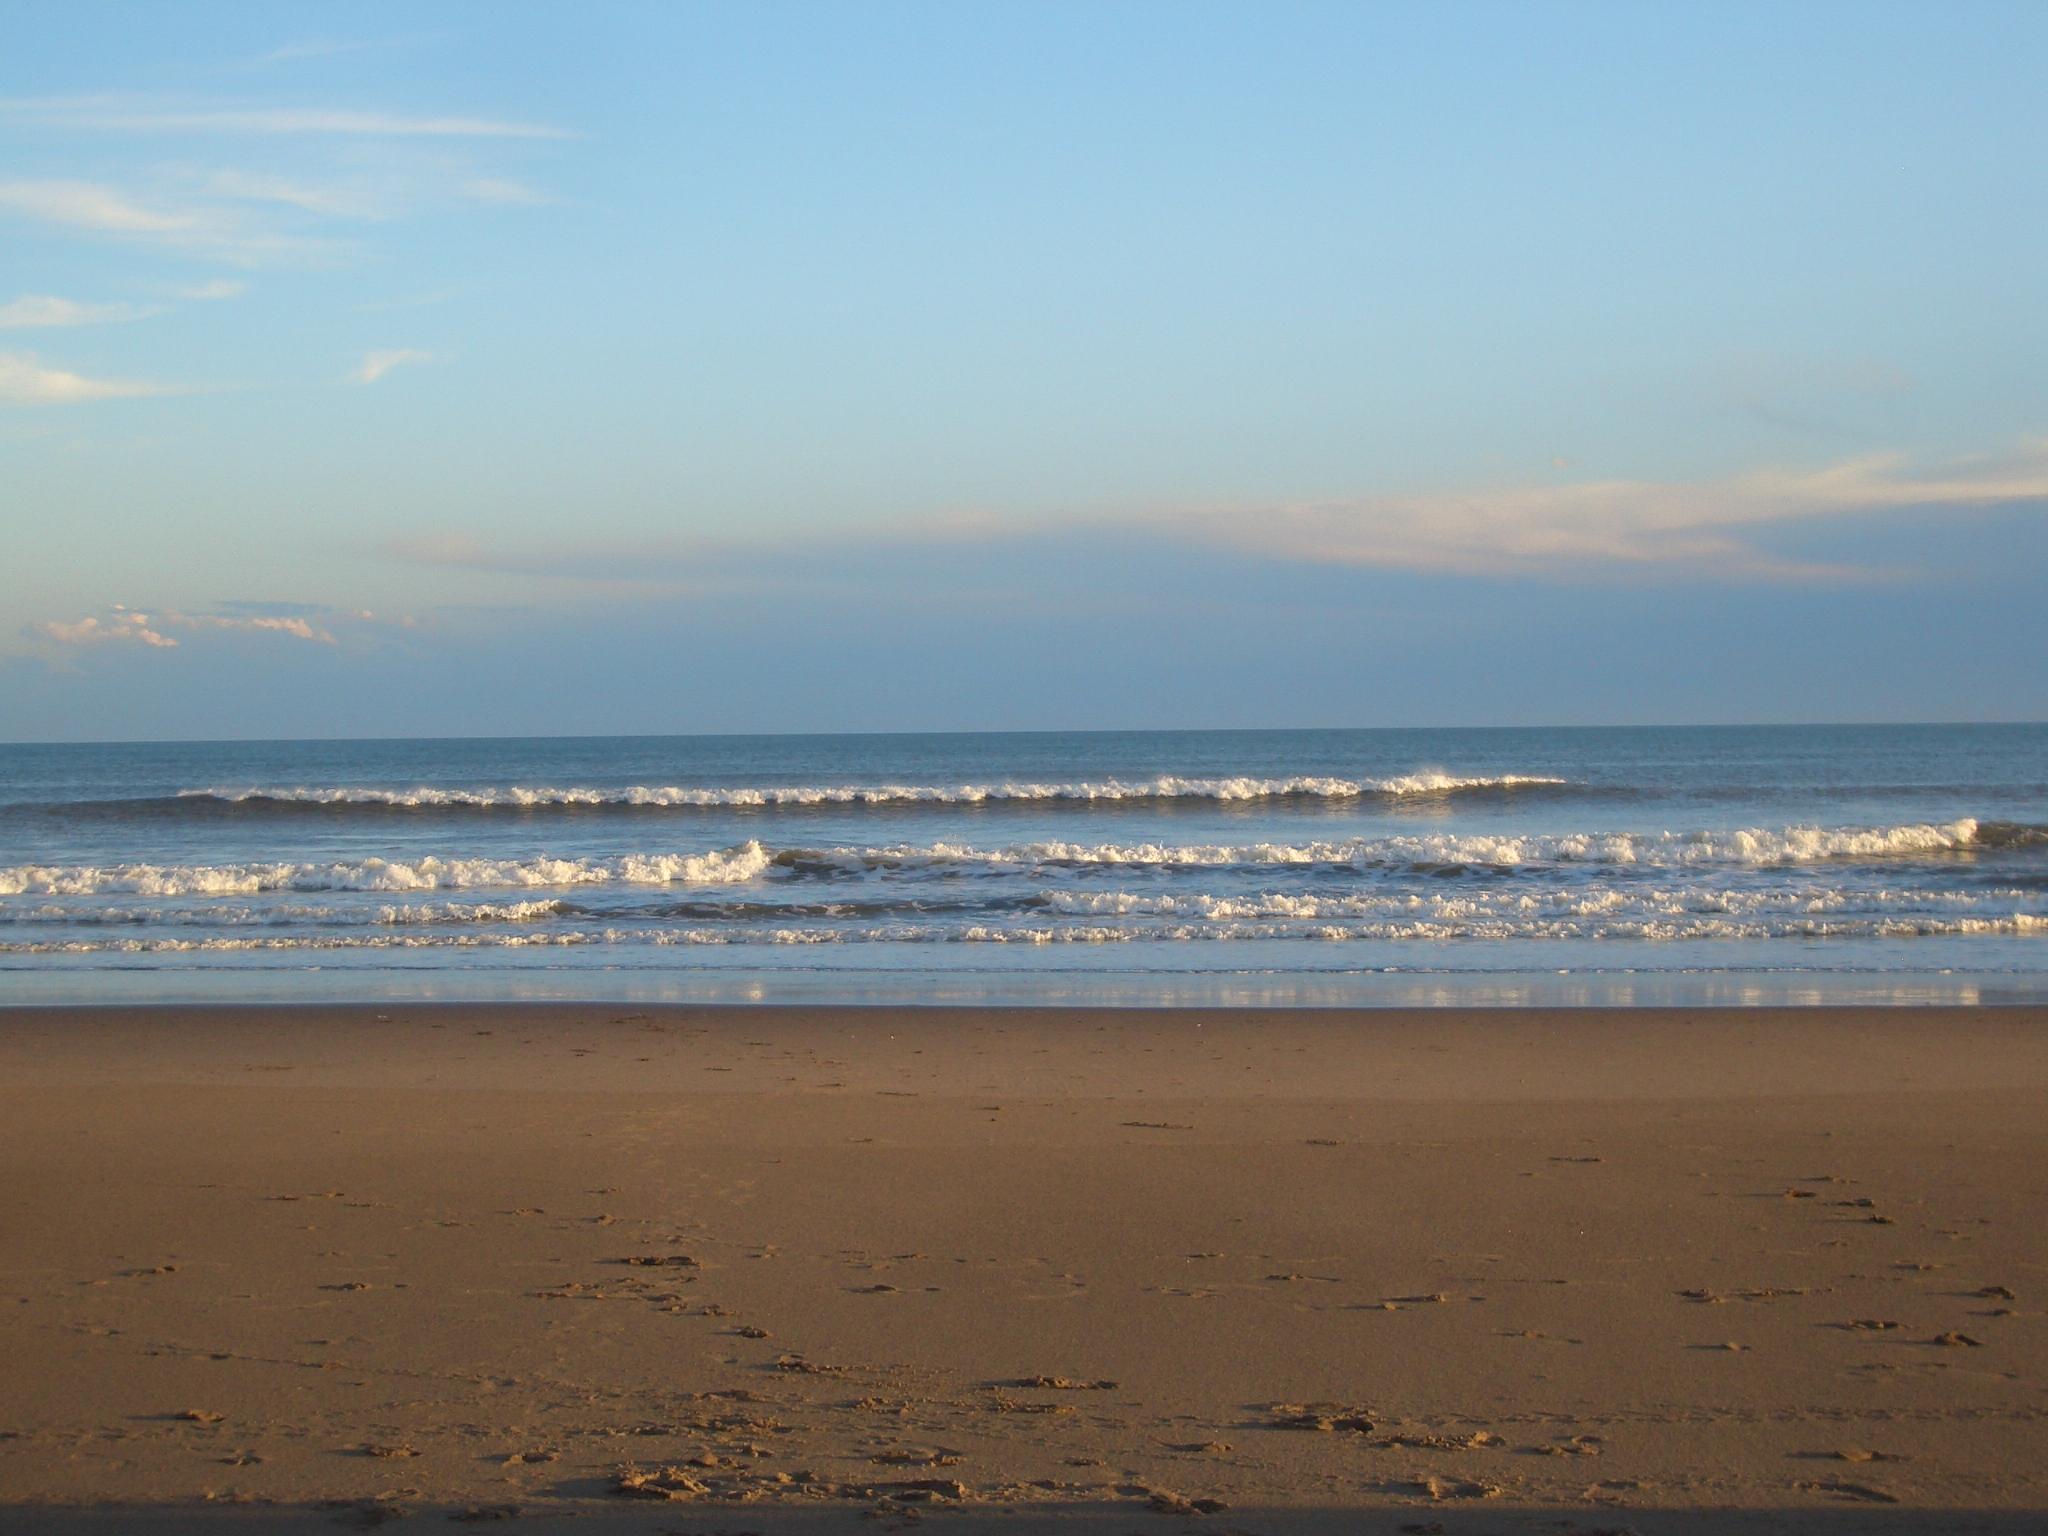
[0,842,774,898]
[771,818,2000,874]
[3,819,2033,901]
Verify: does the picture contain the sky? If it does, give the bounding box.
[3,0,2046,741]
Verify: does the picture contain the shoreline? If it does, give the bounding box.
[6,966,2044,1010]
[3,1003,2044,1529]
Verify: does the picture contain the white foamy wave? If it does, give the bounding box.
[783,819,1989,872]
[0,821,1997,904]
[0,820,1995,903]
[180,770,1569,810]
[0,842,771,898]
[7,909,2043,955]
[1035,882,2039,921]
[0,898,574,927]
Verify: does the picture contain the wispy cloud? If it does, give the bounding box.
[458,177,550,207]
[0,178,194,235]
[0,177,332,266]
[381,438,2048,590]
[0,351,172,405]
[247,39,381,68]
[2,95,570,139]
[1177,442,2048,580]
[31,605,342,649]
[0,294,160,328]
[354,348,431,384]
[201,168,386,219]
[173,278,247,301]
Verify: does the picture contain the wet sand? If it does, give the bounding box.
[1,1004,2044,1532]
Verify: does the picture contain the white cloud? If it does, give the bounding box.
[354,348,431,384]
[175,279,247,301]
[176,613,336,643]
[36,612,178,648]
[0,96,569,139]
[0,351,171,405]
[0,294,160,328]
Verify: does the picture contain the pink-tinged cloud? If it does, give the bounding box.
[36,613,178,648]
[33,608,341,649]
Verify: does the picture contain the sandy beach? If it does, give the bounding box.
[1,1003,2044,1532]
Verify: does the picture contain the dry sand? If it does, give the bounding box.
[1,1003,2044,1533]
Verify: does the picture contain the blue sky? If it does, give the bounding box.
[3,0,2045,740]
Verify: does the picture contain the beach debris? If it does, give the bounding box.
[1269,1403,1375,1433]
[1384,1430,1505,1452]
[1145,1488,1229,1515]
[871,1449,964,1468]
[612,1253,699,1268]
[615,1465,711,1500]
[775,1354,844,1374]
[176,1409,224,1424]
[1974,1284,2017,1299]
[1931,1331,1983,1347]
[358,1442,420,1458]
[861,1478,970,1503]
[1001,1376,1117,1390]
[1412,1474,1502,1500]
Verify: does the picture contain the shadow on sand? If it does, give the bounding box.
[0,1499,2042,1535]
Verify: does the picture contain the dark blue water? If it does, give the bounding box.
[2,726,2044,1005]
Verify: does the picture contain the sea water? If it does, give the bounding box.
[1,725,2043,1005]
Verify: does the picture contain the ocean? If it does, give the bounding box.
[2,725,2044,1006]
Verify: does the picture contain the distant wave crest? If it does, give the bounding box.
[159,770,1573,812]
